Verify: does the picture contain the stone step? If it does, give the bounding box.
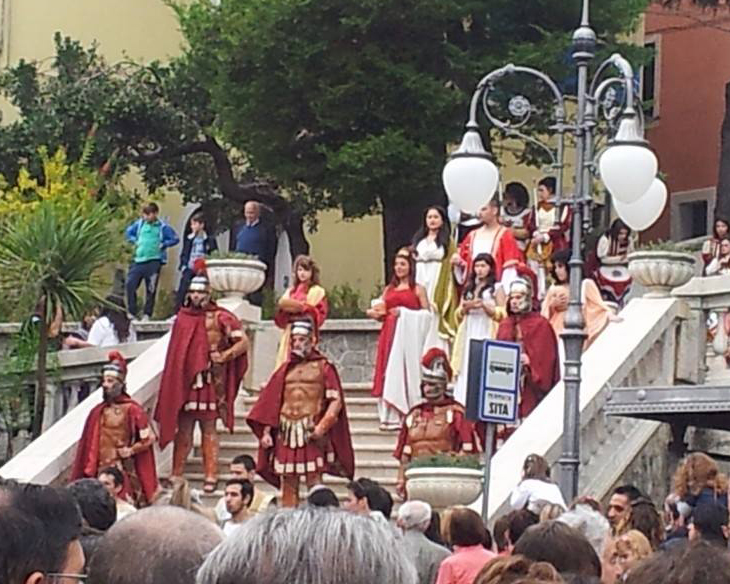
[237,395,378,416]
[231,412,384,434]
[205,427,398,448]
[185,455,399,475]
[196,440,398,461]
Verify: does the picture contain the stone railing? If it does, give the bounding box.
[0,299,251,485]
[672,274,730,382]
[39,341,157,431]
[482,296,690,520]
[0,321,170,355]
[0,314,382,484]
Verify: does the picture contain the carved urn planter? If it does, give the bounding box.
[404,467,483,510]
[627,251,696,298]
[206,257,266,300]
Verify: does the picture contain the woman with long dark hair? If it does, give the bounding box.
[702,217,730,274]
[69,295,136,348]
[273,254,328,367]
[367,247,430,430]
[451,253,505,405]
[542,250,619,353]
[509,453,566,515]
[593,219,634,307]
[411,205,460,342]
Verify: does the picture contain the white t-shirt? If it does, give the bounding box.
[87,316,137,347]
[215,496,230,522]
[509,479,567,514]
[222,519,244,537]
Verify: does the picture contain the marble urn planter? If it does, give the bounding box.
[404,467,483,510]
[206,258,266,300]
[627,251,696,298]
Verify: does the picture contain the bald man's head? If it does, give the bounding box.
[243,201,260,224]
[87,506,223,584]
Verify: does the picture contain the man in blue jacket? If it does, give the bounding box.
[125,202,180,320]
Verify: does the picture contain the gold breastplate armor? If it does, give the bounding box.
[407,404,460,457]
[279,360,326,448]
[99,403,132,468]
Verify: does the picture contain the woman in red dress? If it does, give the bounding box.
[367,247,430,430]
[273,255,328,367]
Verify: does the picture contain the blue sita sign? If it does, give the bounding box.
[478,340,521,424]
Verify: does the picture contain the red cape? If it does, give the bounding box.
[497,311,560,417]
[246,350,355,488]
[71,394,158,502]
[154,303,248,448]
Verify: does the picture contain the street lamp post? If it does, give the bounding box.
[443,0,661,502]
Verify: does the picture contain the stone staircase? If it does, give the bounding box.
[186,382,401,504]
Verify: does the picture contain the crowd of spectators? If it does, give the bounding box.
[3,449,730,584]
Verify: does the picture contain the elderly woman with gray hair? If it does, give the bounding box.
[196,506,418,584]
[397,501,451,584]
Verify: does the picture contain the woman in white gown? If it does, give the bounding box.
[452,253,505,405]
[411,206,459,344]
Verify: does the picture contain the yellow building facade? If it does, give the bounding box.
[0,1,643,305]
[0,0,386,303]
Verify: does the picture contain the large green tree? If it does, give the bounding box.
[0,1,650,280]
[174,0,649,274]
[0,34,311,254]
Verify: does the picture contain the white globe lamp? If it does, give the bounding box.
[442,126,500,214]
[599,111,658,205]
[613,177,667,232]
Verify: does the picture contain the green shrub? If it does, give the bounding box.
[261,286,276,320]
[152,288,176,320]
[209,250,260,260]
[328,283,364,319]
[634,239,696,253]
[407,453,482,470]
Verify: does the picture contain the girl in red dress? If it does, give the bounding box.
[367,247,430,430]
[274,255,328,367]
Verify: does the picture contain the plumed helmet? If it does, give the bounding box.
[421,348,453,386]
[102,350,127,381]
[508,277,533,313]
[188,258,210,293]
[290,316,315,338]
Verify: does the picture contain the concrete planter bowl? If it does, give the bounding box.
[206,258,266,300]
[628,251,696,298]
[404,467,483,510]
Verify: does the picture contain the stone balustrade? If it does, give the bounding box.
[479,296,689,521]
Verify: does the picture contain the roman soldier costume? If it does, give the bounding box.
[72,351,158,505]
[497,278,560,420]
[247,317,354,507]
[393,349,483,498]
[155,260,249,493]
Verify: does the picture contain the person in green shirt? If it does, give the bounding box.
[124,202,180,320]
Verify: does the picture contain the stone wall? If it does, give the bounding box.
[609,424,673,506]
[317,320,379,384]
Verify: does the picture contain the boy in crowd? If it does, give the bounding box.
[125,202,179,321]
[176,212,218,312]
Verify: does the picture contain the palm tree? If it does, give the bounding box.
[0,201,118,437]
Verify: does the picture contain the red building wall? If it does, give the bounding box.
[644,1,730,239]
